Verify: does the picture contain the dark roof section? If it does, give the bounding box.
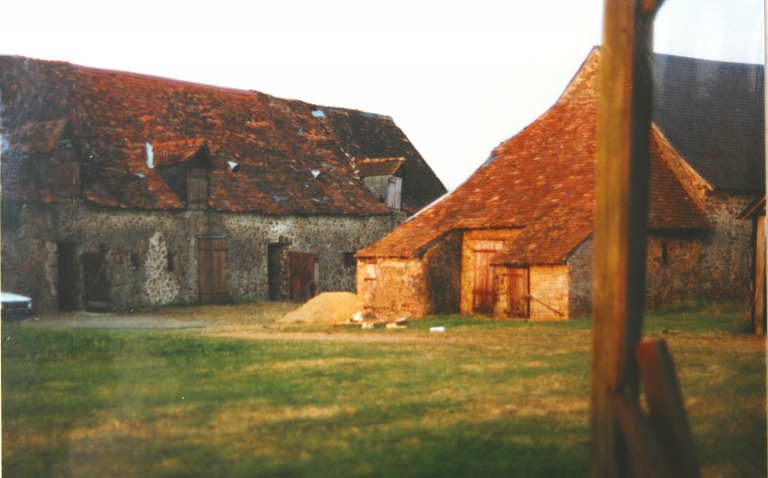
[0,56,446,214]
[652,53,765,191]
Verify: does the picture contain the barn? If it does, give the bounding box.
[356,48,764,320]
[0,56,446,312]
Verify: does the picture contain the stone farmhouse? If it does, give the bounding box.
[0,56,446,312]
[356,48,765,320]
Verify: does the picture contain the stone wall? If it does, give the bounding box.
[567,238,593,318]
[352,192,756,321]
[494,265,570,320]
[422,231,463,315]
[1,199,403,311]
[356,258,429,319]
[529,265,570,320]
[568,192,754,314]
[356,231,462,320]
[645,192,754,306]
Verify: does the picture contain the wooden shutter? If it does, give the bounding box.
[55,161,81,197]
[386,176,402,210]
[290,252,319,303]
[198,236,228,303]
[472,240,503,314]
[187,168,209,210]
[506,267,530,318]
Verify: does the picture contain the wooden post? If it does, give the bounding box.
[590,0,664,476]
[636,341,701,478]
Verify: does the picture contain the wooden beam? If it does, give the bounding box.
[590,0,664,476]
[636,340,701,478]
[608,392,674,478]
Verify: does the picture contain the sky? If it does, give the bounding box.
[1,0,765,189]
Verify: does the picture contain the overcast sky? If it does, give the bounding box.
[1,0,764,188]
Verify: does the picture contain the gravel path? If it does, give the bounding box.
[16,312,208,330]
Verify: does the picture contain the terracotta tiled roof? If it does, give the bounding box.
[151,138,208,168]
[357,49,711,261]
[491,210,593,266]
[9,119,68,153]
[0,56,446,214]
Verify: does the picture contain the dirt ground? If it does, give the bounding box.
[12,294,430,344]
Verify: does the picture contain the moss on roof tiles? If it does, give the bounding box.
[0,56,446,214]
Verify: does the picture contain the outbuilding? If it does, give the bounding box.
[0,56,446,312]
[356,48,764,320]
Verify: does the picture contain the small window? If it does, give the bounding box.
[660,242,669,267]
[167,251,175,272]
[343,251,356,268]
[1,201,23,229]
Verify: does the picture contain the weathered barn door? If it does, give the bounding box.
[57,242,79,311]
[472,240,503,314]
[187,168,209,210]
[290,251,318,303]
[82,251,109,311]
[506,267,530,318]
[198,235,228,304]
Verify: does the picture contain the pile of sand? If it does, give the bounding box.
[277,292,361,324]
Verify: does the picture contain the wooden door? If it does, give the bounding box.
[187,168,209,210]
[198,236,228,304]
[82,251,109,310]
[472,240,503,314]
[506,267,530,318]
[290,252,318,303]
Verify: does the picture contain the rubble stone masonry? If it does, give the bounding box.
[1,200,403,311]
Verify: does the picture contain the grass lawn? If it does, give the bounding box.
[2,302,765,477]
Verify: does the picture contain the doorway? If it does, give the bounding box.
[471,240,503,314]
[57,242,79,311]
[268,242,290,301]
[198,235,228,304]
[82,251,109,311]
[506,267,530,318]
[289,251,319,303]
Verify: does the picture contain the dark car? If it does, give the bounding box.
[1,292,33,321]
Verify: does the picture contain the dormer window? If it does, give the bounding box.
[16,119,81,198]
[52,133,81,198]
[54,158,81,198]
[152,138,212,210]
[186,167,209,210]
[357,157,405,211]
